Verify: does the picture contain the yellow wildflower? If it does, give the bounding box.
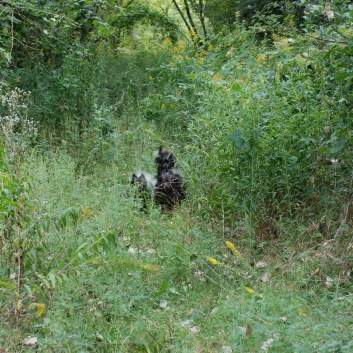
[245,287,255,294]
[207,257,218,265]
[213,74,223,83]
[16,300,22,311]
[272,33,281,42]
[162,38,172,46]
[82,207,94,219]
[255,55,266,65]
[190,30,198,38]
[140,264,159,271]
[226,241,242,258]
[29,303,46,316]
[226,241,236,252]
[298,309,307,317]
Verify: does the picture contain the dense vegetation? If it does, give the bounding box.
[1,0,353,352]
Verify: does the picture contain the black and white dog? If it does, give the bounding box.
[154,147,186,212]
[130,171,157,211]
[131,147,186,212]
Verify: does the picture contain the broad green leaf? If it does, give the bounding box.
[330,138,345,153]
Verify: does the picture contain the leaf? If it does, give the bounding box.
[154,281,170,296]
[0,280,16,290]
[23,284,33,295]
[41,277,51,289]
[330,138,345,153]
[335,72,353,81]
[49,273,56,288]
[226,129,250,153]
[231,83,242,92]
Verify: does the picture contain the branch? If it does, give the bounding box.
[190,0,208,40]
[171,0,196,46]
[183,0,202,46]
[259,16,348,45]
[10,9,14,56]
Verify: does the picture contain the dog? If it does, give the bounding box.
[155,169,186,212]
[130,171,157,211]
[154,147,186,212]
[130,147,186,213]
[154,146,176,176]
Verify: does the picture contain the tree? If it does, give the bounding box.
[171,0,208,47]
[0,0,180,68]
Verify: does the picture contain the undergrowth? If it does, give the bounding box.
[2,5,353,351]
[1,122,353,352]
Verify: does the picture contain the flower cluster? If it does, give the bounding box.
[0,85,37,164]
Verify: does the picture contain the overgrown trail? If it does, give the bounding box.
[2,127,349,352]
[1,0,353,350]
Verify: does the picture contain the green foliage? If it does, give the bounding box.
[2,147,353,351]
[108,3,179,43]
[204,0,239,30]
[0,85,37,167]
[0,0,180,68]
[2,2,353,351]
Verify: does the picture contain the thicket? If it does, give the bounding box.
[1,0,353,351]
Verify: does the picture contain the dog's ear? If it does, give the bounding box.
[131,173,137,184]
[169,151,176,164]
[154,146,163,162]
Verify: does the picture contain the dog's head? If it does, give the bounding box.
[131,172,147,192]
[155,146,175,175]
[131,171,156,192]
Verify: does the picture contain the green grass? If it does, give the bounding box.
[1,124,352,352]
[2,16,353,352]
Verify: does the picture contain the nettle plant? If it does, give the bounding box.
[0,85,37,168]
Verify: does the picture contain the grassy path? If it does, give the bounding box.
[3,130,351,353]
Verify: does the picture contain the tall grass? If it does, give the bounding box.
[1,18,353,352]
[2,143,352,352]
